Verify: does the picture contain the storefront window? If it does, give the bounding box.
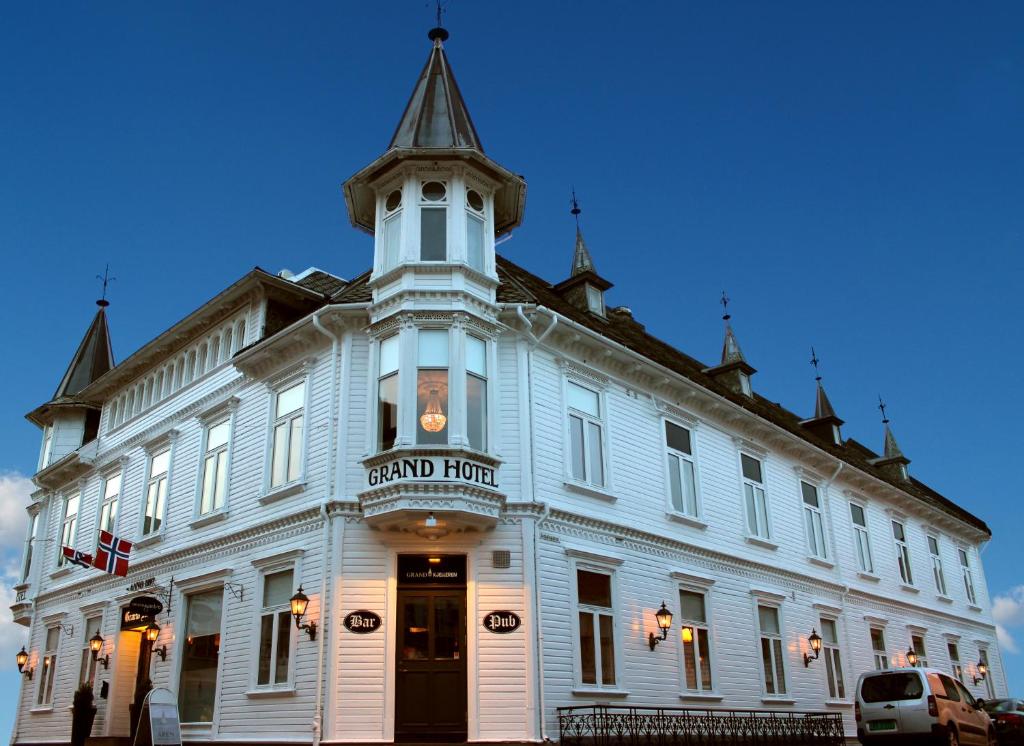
[179,589,224,723]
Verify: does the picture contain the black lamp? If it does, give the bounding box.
[145,622,167,661]
[803,629,822,667]
[15,647,33,679]
[907,646,918,667]
[89,632,110,670]
[648,602,673,651]
[973,660,988,686]
[290,586,317,641]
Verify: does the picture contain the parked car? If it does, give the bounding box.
[981,699,1024,744]
[856,667,996,745]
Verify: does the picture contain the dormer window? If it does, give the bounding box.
[381,188,403,272]
[466,189,486,272]
[586,285,604,316]
[739,373,752,397]
[420,181,448,261]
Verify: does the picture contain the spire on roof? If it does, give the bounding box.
[810,347,838,420]
[719,292,748,366]
[569,190,596,276]
[704,292,756,396]
[870,396,910,480]
[388,21,483,152]
[53,299,114,400]
[801,347,843,443]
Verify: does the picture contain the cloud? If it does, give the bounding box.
[0,472,33,661]
[992,586,1024,655]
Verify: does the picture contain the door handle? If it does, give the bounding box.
[883,704,895,710]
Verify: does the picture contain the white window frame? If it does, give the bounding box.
[569,556,622,692]
[801,480,828,561]
[870,627,889,670]
[194,399,239,521]
[174,580,228,726]
[892,519,914,586]
[978,648,995,698]
[564,377,608,490]
[39,425,53,471]
[465,333,489,453]
[415,328,451,447]
[676,581,716,695]
[250,552,302,692]
[739,452,772,542]
[263,368,312,497]
[37,625,61,707]
[95,462,126,552]
[21,508,40,583]
[56,491,80,568]
[79,615,103,688]
[911,632,929,667]
[140,438,176,540]
[378,180,404,274]
[928,533,948,597]
[958,547,977,606]
[849,500,874,574]
[663,418,702,522]
[753,595,789,697]
[464,185,488,274]
[947,639,964,683]
[818,615,846,700]
[418,178,450,262]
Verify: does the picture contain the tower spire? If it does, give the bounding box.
[870,396,911,480]
[719,292,747,366]
[800,346,843,443]
[703,292,756,397]
[569,189,596,276]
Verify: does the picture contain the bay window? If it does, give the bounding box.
[417,330,449,445]
[381,188,403,271]
[466,335,487,451]
[801,481,827,559]
[465,188,485,272]
[420,181,447,261]
[819,618,845,699]
[377,336,399,451]
[928,535,947,596]
[199,419,230,515]
[179,588,224,723]
[665,421,698,517]
[142,449,170,536]
[678,589,713,692]
[850,503,874,573]
[270,381,304,488]
[892,520,914,585]
[576,569,616,688]
[257,569,293,688]
[741,454,769,540]
[566,380,605,487]
[757,604,786,695]
[57,492,80,567]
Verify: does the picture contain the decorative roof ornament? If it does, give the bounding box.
[871,396,911,479]
[719,292,747,366]
[800,347,843,443]
[569,189,596,277]
[703,292,756,396]
[810,347,839,420]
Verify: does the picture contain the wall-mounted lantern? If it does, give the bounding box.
[89,633,110,670]
[145,622,167,661]
[973,660,988,686]
[15,647,33,680]
[648,602,673,651]
[906,646,918,667]
[803,629,822,667]
[290,586,317,641]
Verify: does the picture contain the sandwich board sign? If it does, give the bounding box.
[132,687,181,746]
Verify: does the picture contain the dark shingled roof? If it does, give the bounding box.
[294,270,347,297]
[329,269,373,304]
[53,305,114,400]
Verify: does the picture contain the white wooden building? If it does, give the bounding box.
[10,25,1004,746]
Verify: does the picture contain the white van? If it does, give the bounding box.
[855,668,995,745]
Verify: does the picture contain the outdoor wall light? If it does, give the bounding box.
[145,622,167,661]
[803,629,822,667]
[648,602,673,651]
[15,647,33,679]
[290,586,317,641]
[89,633,110,670]
[973,660,988,685]
[906,646,918,667]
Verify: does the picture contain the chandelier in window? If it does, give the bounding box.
[420,389,447,432]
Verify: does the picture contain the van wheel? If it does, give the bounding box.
[986,729,997,746]
[946,727,959,746]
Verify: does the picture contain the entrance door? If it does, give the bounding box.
[395,590,467,741]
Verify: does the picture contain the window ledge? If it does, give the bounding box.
[563,480,615,502]
[190,511,228,530]
[857,571,881,582]
[259,481,306,505]
[936,594,954,604]
[807,556,835,569]
[29,706,54,714]
[899,583,920,594]
[744,535,779,551]
[760,696,796,705]
[968,604,983,613]
[572,687,630,698]
[245,687,296,698]
[134,533,164,550]
[679,692,723,702]
[666,512,707,530]
[825,699,854,708]
[49,568,72,580]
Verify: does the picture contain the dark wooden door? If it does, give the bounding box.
[395,590,467,741]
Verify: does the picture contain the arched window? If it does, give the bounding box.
[185,350,196,385]
[110,400,119,428]
[210,335,220,367]
[419,180,448,261]
[221,329,233,361]
[465,188,486,272]
[381,187,403,272]
[197,343,208,377]
[235,319,246,351]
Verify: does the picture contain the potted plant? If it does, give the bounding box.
[70,682,97,746]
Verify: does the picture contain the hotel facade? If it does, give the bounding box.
[10,25,1004,746]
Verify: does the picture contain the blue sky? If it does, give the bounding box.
[1,1,1022,736]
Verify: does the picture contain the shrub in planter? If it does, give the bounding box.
[71,683,97,746]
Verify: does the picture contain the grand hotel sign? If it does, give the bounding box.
[366,455,498,490]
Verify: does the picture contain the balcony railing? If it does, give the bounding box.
[557,705,845,746]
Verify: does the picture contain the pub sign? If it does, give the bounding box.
[483,610,521,634]
[121,595,163,630]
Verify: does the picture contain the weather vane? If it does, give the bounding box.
[810,347,821,382]
[570,187,581,229]
[720,291,730,322]
[96,264,115,307]
[878,395,889,424]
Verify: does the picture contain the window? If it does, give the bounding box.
[22,512,38,582]
[57,492,80,567]
[417,330,449,445]
[576,569,616,687]
[586,285,604,315]
[178,589,224,723]
[741,454,769,540]
[40,425,53,470]
[801,482,827,559]
[820,618,845,699]
[678,589,713,692]
[465,188,485,272]
[928,535,947,596]
[420,181,447,261]
[37,626,60,706]
[270,381,304,488]
[79,616,102,687]
[378,336,399,451]
[199,419,230,515]
[959,548,977,605]
[892,520,913,585]
[257,570,293,687]
[142,450,170,536]
[466,335,487,451]
[979,649,995,698]
[665,422,697,517]
[567,381,605,487]
[757,604,786,695]
[850,503,873,573]
[98,472,121,537]
[948,641,963,682]
[912,634,928,667]
[382,188,402,271]
[871,628,888,670]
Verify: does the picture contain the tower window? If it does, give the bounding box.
[466,189,485,272]
[420,181,448,261]
[382,188,402,271]
[377,336,399,452]
[466,335,487,451]
[417,330,449,444]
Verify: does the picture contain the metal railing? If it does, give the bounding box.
[557,705,846,746]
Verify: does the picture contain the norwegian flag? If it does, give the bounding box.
[93,530,133,576]
[61,547,94,568]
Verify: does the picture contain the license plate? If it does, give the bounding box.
[869,720,897,731]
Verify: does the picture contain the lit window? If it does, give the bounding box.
[567,381,605,487]
[741,454,769,540]
[820,618,845,699]
[417,330,449,445]
[678,590,713,692]
[382,188,402,271]
[270,381,304,488]
[948,641,963,683]
[871,628,888,670]
[892,520,914,585]
[178,589,224,723]
[377,336,399,451]
[979,649,994,698]
[98,472,121,537]
[57,492,80,566]
[928,535,947,596]
[959,548,977,605]
[420,181,447,261]
[199,420,230,515]
[79,616,102,687]
[912,634,929,667]
[142,450,170,536]
[257,570,293,687]
[665,422,697,517]
[466,335,487,451]
[757,604,786,695]
[37,626,60,706]
[801,482,827,559]
[576,569,616,687]
[466,189,485,272]
[850,503,874,573]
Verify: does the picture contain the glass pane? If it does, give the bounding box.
[383,213,401,270]
[416,369,449,445]
[287,415,303,482]
[834,651,845,698]
[385,189,402,212]
[681,459,697,515]
[276,382,304,418]
[257,614,273,685]
[578,612,596,685]
[271,422,288,487]
[588,422,604,486]
[274,610,290,683]
[379,335,399,375]
[466,189,484,212]
[179,590,223,723]
[683,635,697,689]
[801,481,819,507]
[871,628,885,652]
[214,450,228,509]
[569,415,585,480]
[434,598,460,660]
[697,630,712,690]
[755,487,768,537]
[378,373,398,450]
[201,456,216,514]
[264,570,293,608]
[420,207,447,260]
[421,181,446,201]
[892,521,905,541]
[741,454,762,483]
[466,335,486,375]
[668,455,683,512]
[151,450,170,477]
[467,213,484,272]
[665,421,691,454]
[46,627,60,651]
[758,605,779,635]
[745,484,757,535]
[820,618,838,644]
[577,570,612,607]
[826,648,836,697]
[850,503,866,526]
[207,420,230,452]
[567,381,599,416]
[958,549,969,567]
[418,329,449,366]
[679,591,706,623]
[104,474,121,499]
[402,599,429,660]
[599,614,615,685]
[467,375,486,451]
[773,639,786,694]
[761,638,776,693]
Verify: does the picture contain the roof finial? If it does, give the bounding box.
[95,264,115,308]
[878,395,889,424]
[810,346,821,382]
[569,189,596,276]
[570,187,582,230]
[428,0,449,43]
[720,291,730,322]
